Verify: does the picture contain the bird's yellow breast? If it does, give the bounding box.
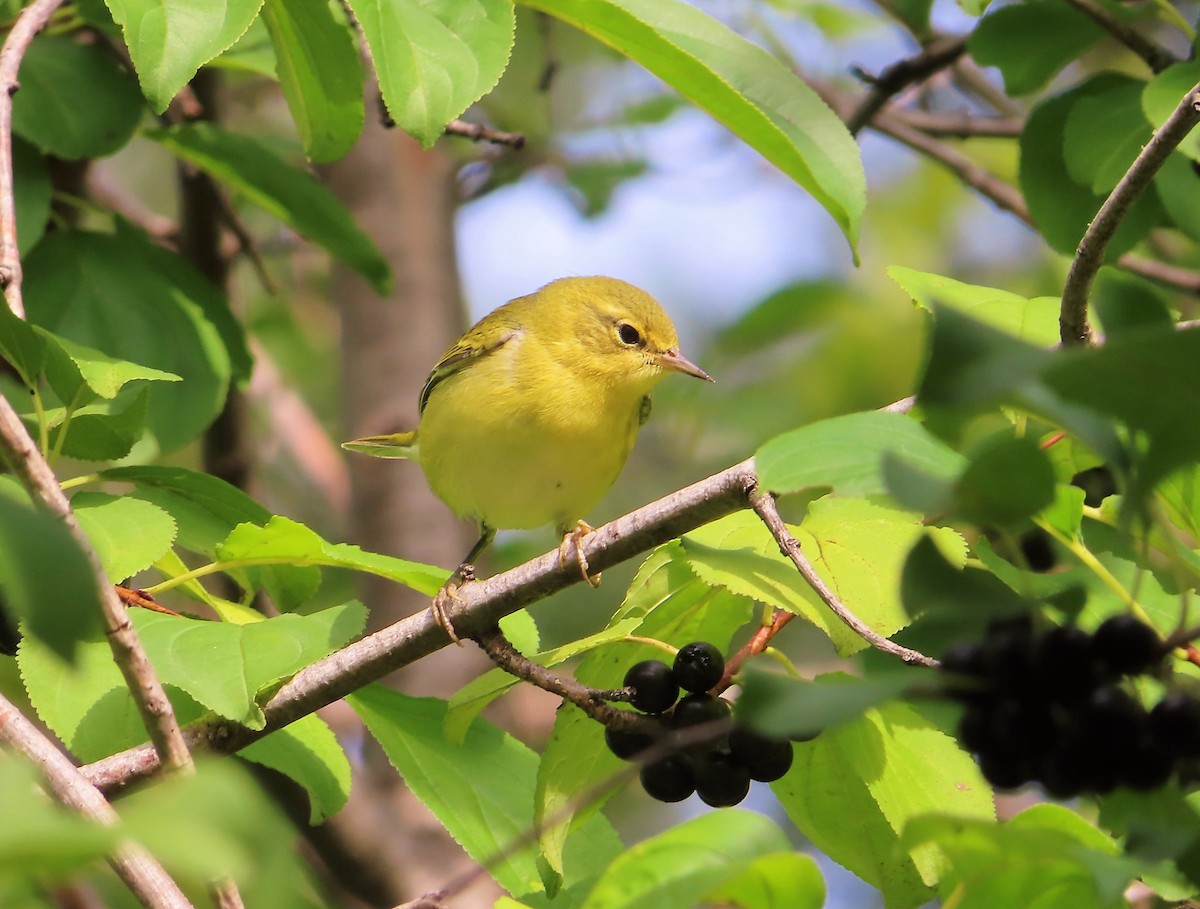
[416,329,650,532]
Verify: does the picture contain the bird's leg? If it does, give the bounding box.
[431,527,495,645]
[558,520,602,587]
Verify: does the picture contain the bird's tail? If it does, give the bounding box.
[342,431,419,459]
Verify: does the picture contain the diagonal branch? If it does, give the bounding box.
[846,35,967,135]
[1062,0,1176,74]
[0,1,195,781]
[748,487,938,667]
[0,0,65,317]
[1060,81,1200,345]
[0,693,194,909]
[80,458,761,793]
[0,398,195,773]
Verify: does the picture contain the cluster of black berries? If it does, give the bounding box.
[942,613,1200,797]
[604,642,798,807]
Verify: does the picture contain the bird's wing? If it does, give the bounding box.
[418,328,519,413]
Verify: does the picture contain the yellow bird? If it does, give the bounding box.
[344,276,712,641]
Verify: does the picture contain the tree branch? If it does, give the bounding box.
[473,629,646,733]
[0,693,194,909]
[0,0,65,317]
[444,119,526,149]
[81,458,761,793]
[846,35,967,136]
[1062,0,1176,74]
[748,487,938,667]
[1060,81,1200,345]
[0,0,196,780]
[0,397,195,773]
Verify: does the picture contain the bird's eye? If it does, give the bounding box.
[617,323,642,346]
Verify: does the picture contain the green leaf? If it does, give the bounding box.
[737,666,934,740]
[23,230,232,453]
[682,504,966,656]
[900,534,1034,638]
[0,755,118,872]
[968,0,1104,96]
[1063,77,1152,193]
[0,492,103,660]
[22,604,366,740]
[100,464,271,556]
[1042,326,1200,499]
[1020,75,1163,258]
[905,804,1128,909]
[117,759,311,895]
[13,137,50,255]
[1153,153,1200,242]
[106,0,265,113]
[262,0,364,162]
[519,0,865,253]
[43,386,150,461]
[240,714,352,823]
[757,411,964,499]
[147,123,392,293]
[888,266,1062,347]
[0,303,45,388]
[577,811,792,909]
[216,516,447,606]
[773,696,993,907]
[1143,62,1200,161]
[212,15,277,76]
[349,685,623,901]
[350,0,515,148]
[703,852,825,909]
[954,434,1056,527]
[42,331,181,405]
[72,492,177,582]
[12,35,145,159]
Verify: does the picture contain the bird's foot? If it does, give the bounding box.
[558,520,602,587]
[431,562,476,646]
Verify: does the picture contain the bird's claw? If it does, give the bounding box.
[558,521,602,587]
[432,563,476,646]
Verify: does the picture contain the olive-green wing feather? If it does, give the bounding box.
[418,327,518,413]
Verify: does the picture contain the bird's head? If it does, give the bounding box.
[537,276,712,394]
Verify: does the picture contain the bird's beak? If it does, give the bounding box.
[656,348,714,382]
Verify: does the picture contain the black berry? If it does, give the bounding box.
[640,755,695,802]
[1092,615,1162,676]
[693,750,751,807]
[673,642,725,693]
[672,693,732,729]
[1150,692,1200,758]
[624,660,679,714]
[729,727,795,782]
[604,722,657,761]
[1035,625,1097,703]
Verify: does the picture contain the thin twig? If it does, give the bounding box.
[718,609,797,689]
[116,585,183,616]
[1063,0,1176,73]
[0,693,195,909]
[748,487,938,667]
[887,107,1024,139]
[80,458,761,793]
[444,119,526,149]
[1060,81,1200,345]
[474,628,651,733]
[846,35,967,135]
[0,0,65,317]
